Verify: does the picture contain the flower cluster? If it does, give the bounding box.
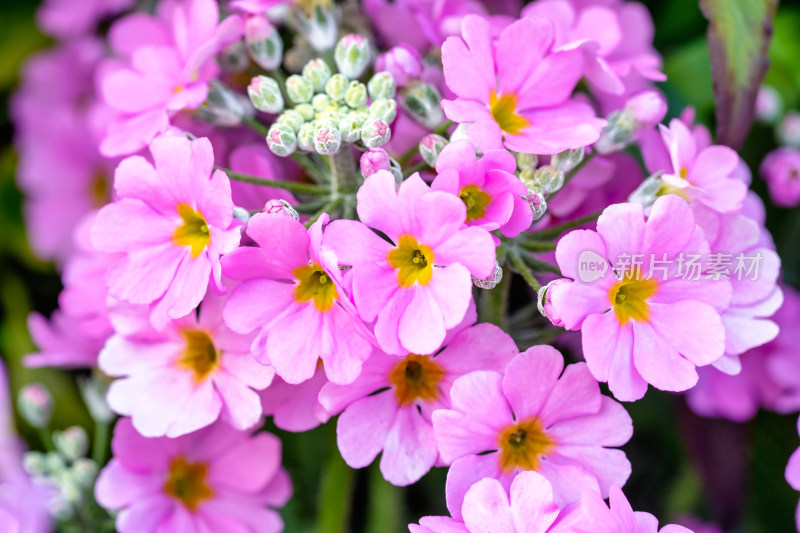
[7,0,799,532]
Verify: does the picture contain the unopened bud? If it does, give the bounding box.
[325,73,349,102]
[219,41,249,72]
[77,375,114,423]
[375,44,422,88]
[628,174,662,208]
[302,58,332,92]
[232,206,250,224]
[361,118,391,148]
[624,91,667,129]
[537,279,565,327]
[245,14,283,70]
[286,74,314,104]
[756,85,783,124]
[294,4,338,52]
[314,125,342,154]
[264,199,299,220]
[48,495,73,521]
[339,114,362,143]
[53,427,88,462]
[295,103,315,121]
[532,165,565,194]
[19,383,53,428]
[312,93,331,111]
[779,112,800,148]
[196,81,254,127]
[419,134,448,166]
[595,109,635,154]
[334,33,371,79]
[472,260,503,289]
[551,147,584,173]
[515,152,539,172]
[345,81,367,108]
[277,109,305,132]
[368,71,396,100]
[526,190,547,221]
[24,451,47,476]
[267,123,298,157]
[248,76,284,114]
[70,458,98,488]
[360,148,391,177]
[369,98,397,124]
[402,82,443,129]
[297,122,316,151]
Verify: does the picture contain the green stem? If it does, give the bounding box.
[222,169,330,195]
[241,115,270,137]
[37,427,54,452]
[508,250,542,292]
[478,265,511,329]
[304,197,344,228]
[317,451,355,533]
[396,144,419,166]
[522,253,561,275]
[560,150,596,189]
[403,160,428,178]
[434,120,453,136]
[528,210,603,240]
[328,149,360,192]
[519,240,557,252]
[92,419,110,466]
[292,153,329,184]
[365,463,405,533]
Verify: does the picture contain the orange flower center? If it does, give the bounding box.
[163,456,214,511]
[497,417,555,473]
[178,329,219,383]
[459,184,492,222]
[388,354,445,406]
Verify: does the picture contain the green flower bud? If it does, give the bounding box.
[245,15,283,70]
[196,81,253,127]
[277,109,306,133]
[345,81,368,108]
[302,58,332,92]
[419,134,448,167]
[312,93,331,111]
[297,122,316,151]
[325,73,349,102]
[19,383,52,429]
[53,427,88,462]
[334,33,371,79]
[551,147,585,173]
[515,152,539,172]
[248,75,284,114]
[402,82,443,129]
[267,123,297,157]
[361,118,391,148]
[532,165,565,194]
[293,4,338,52]
[296,103,315,121]
[368,97,397,123]
[286,74,314,104]
[368,71,396,100]
[339,114,362,143]
[314,125,342,154]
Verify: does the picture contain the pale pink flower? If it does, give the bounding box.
[760,147,800,208]
[433,346,632,518]
[545,196,731,401]
[441,14,604,155]
[91,136,241,330]
[321,319,517,486]
[260,368,331,433]
[324,171,496,355]
[95,418,291,533]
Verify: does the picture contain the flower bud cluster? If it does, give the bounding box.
[250,35,398,158]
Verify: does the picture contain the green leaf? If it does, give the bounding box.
[700,0,778,148]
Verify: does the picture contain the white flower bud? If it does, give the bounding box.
[277,108,305,132]
[19,383,52,428]
[325,73,349,102]
[245,14,283,70]
[53,427,88,462]
[551,147,585,173]
[293,4,338,52]
[369,97,397,123]
[314,125,342,154]
[472,260,503,289]
[345,81,367,108]
[368,71,396,100]
[334,33,371,79]
[302,58,332,92]
[286,74,314,104]
[361,118,391,148]
[248,75,284,114]
[419,134,448,167]
[339,114,362,143]
[264,199,299,220]
[297,122,316,151]
[402,82,443,129]
[267,123,298,157]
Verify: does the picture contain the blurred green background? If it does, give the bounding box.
[1,0,800,532]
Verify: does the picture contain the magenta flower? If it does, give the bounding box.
[91,136,241,330]
[431,140,533,238]
[564,486,693,533]
[787,416,800,530]
[432,347,632,518]
[545,196,731,401]
[376,44,424,87]
[320,320,517,486]
[656,119,747,213]
[98,0,243,156]
[95,418,291,533]
[100,290,273,438]
[441,15,604,155]
[410,471,566,533]
[260,368,331,433]
[760,147,800,208]
[324,170,496,355]
[222,213,373,385]
[37,0,134,39]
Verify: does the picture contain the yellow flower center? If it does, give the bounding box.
[386,235,435,288]
[489,90,530,135]
[459,184,492,222]
[497,417,555,473]
[178,329,219,383]
[163,456,214,511]
[388,354,446,406]
[173,203,210,258]
[89,171,109,207]
[293,263,339,312]
[608,276,659,325]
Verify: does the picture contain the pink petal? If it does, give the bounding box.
[461,477,515,533]
[631,322,698,392]
[337,391,398,469]
[380,407,438,486]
